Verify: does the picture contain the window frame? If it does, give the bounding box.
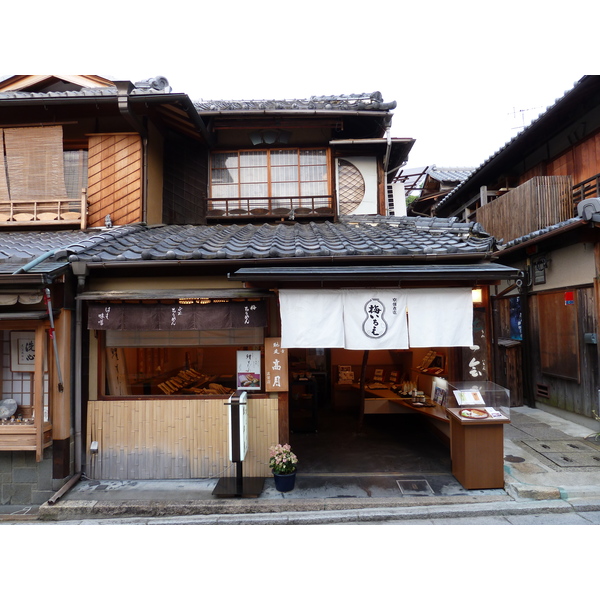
[209,147,331,205]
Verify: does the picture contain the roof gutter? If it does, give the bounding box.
[69,251,498,272]
[228,266,520,283]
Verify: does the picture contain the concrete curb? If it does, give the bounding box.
[34,497,600,525]
[37,493,511,521]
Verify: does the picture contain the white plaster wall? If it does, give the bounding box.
[534,243,595,291]
[336,156,378,214]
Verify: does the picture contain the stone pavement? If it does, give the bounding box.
[2,405,600,524]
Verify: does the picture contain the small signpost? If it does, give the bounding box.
[212,391,265,498]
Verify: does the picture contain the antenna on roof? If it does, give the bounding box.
[509,106,544,131]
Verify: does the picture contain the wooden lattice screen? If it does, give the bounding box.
[87,133,142,227]
[338,159,365,215]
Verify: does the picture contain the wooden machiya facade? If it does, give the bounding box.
[435,75,600,425]
[0,75,212,503]
[0,76,520,501]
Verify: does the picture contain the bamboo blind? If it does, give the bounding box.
[87,134,142,227]
[477,176,573,243]
[3,126,68,200]
[86,397,279,480]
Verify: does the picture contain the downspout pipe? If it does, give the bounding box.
[383,125,392,175]
[74,271,86,475]
[44,288,64,392]
[12,250,57,275]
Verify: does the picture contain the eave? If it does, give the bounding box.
[228,263,520,283]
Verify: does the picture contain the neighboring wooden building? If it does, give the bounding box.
[405,166,474,217]
[0,75,208,502]
[435,75,600,424]
[0,76,518,501]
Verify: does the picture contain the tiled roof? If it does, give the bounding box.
[500,216,584,251]
[194,92,396,113]
[426,167,474,183]
[63,217,495,264]
[0,226,144,273]
[0,77,172,101]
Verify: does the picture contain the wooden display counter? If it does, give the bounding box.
[360,384,448,421]
[358,383,510,490]
[446,408,510,490]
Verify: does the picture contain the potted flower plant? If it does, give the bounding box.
[269,443,298,492]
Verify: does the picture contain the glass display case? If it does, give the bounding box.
[447,381,510,420]
[446,381,510,490]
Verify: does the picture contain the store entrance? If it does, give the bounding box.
[288,348,452,476]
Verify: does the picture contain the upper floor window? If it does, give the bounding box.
[210,149,330,212]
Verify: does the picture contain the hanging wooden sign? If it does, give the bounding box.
[265,337,289,392]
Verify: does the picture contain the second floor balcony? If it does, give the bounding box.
[0,191,87,228]
[475,176,576,244]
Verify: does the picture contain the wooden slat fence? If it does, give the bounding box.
[86,397,278,479]
[476,176,573,243]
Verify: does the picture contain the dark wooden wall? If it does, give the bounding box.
[162,136,208,225]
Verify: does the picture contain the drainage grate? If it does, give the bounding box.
[397,479,435,496]
[523,439,600,467]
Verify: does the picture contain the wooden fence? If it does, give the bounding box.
[476,176,573,243]
[86,397,279,479]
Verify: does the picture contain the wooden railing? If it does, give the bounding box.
[572,173,600,205]
[207,195,334,219]
[0,189,87,229]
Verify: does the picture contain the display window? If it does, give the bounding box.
[0,328,50,422]
[101,329,264,397]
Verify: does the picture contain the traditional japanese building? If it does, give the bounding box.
[0,76,517,503]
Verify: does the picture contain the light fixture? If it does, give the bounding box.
[249,129,291,145]
[472,288,483,304]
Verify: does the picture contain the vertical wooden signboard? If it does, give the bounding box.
[265,338,289,392]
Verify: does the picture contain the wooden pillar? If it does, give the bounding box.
[51,310,73,478]
[34,325,45,462]
[278,392,289,444]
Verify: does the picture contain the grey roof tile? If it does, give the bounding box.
[194,92,396,113]
[426,167,474,183]
[501,216,583,249]
[64,217,495,265]
[0,216,497,274]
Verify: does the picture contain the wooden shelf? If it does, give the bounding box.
[0,422,52,452]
